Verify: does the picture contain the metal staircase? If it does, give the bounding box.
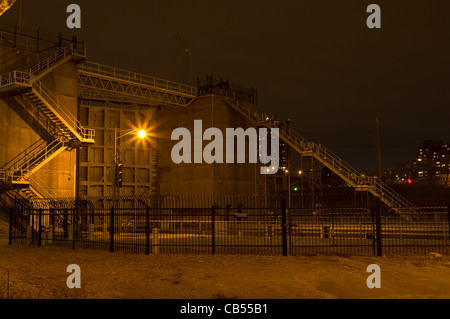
[25,80,94,143]
[25,174,59,199]
[0,138,67,187]
[0,42,95,192]
[223,93,421,222]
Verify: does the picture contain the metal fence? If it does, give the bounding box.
[381,203,450,255]
[7,196,450,256]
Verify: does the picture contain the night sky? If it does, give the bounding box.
[1,0,449,173]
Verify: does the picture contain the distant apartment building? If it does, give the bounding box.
[383,140,450,186]
[414,140,450,182]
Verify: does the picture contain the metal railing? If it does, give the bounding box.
[0,43,85,90]
[224,91,259,121]
[0,139,47,171]
[79,61,197,97]
[32,80,95,142]
[29,174,59,199]
[283,130,421,220]
[8,196,450,256]
[25,42,86,79]
[0,139,66,183]
[0,70,31,88]
[0,44,94,142]
[0,29,71,52]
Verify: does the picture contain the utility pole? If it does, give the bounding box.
[288,153,291,211]
[376,118,382,181]
[174,35,193,85]
[18,0,22,34]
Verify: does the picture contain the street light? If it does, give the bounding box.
[137,130,146,139]
[113,128,147,196]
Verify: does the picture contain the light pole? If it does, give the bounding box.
[113,128,147,196]
[174,35,193,85]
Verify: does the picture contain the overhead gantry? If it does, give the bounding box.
[78,62,197,107]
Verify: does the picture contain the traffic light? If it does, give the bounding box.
[116,162,123,188]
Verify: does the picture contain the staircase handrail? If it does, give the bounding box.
[32,80,95,141]
[0,73,95,141]
[25,43,85,79]
[0,138,47,170]
[29,174,59,199]
[0,70,31,88]
[5,139,64,182]
[0,43,85,89]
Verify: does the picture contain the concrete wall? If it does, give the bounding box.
[0,46,41,74]
[157,95,259,196]
[0,44,263,199]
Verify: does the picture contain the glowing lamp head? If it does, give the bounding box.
[137,130,147,138]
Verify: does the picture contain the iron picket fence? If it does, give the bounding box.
[7,196,450,256]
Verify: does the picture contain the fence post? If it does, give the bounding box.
[447,204,450,241]
[211,205,216,255]
[374,197,383,257]
[64,209,68,238]
[38,208,42,248]
[8,207,13,245]
[282,198,288,256]
[110,206,115,253]
[51,209,55,243]
[72,209,76,251]
[152,228,160,254]
[371,205,376,256]
[145,206,150,256]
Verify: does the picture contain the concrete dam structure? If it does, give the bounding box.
[0,28,266,208]
[0,27,424,221]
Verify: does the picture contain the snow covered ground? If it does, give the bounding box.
[0,240,449,299]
